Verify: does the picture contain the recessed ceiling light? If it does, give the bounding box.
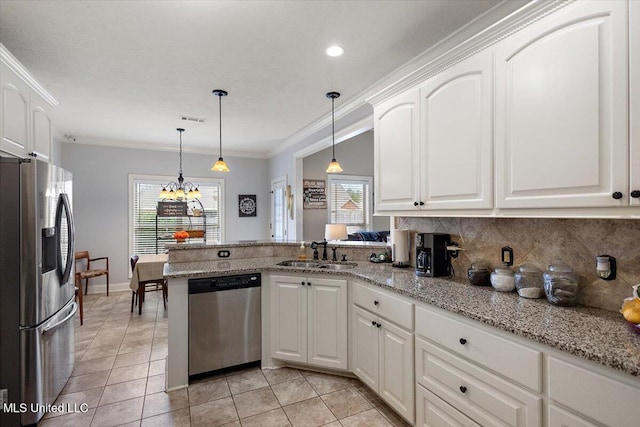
[326,45,344,57]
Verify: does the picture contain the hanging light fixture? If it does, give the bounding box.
[159,128,201,200]
[325,91,343,173]
[211,89,230,172]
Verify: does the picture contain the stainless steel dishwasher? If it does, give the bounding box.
[188,273,261,376]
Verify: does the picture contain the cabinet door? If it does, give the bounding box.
[495,0,628,208]
[1,62,29,158]
[269,275,307,363]
[420,50,493,209]
[307,277,347,370]
[374,89,421,211]
[416,384,481,427]
[351,305,379,390]
[31,98,52,162]
[379,319,414,424]
[631,0,640,206]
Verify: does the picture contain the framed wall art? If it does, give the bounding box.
[238,194,257,217]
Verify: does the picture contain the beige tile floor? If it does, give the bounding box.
[38,290,410,427]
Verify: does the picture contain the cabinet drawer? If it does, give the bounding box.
[416,337,541,427]
[416,384,481,427]
[548,405,598,427]
[548,356,640,427]
[415,305,541,391]
[352,282,413,329]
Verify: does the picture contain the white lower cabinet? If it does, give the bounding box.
[416,384,480,427]
[351,283,414,424]
[269,275,347,370]
[548,405,598,427]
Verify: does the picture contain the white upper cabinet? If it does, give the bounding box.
[495,0,628,208]
[374,89,421,211]
[1,45,56,162]
[631,0,640,206]
[420,50,493,209]
[1,62,30,158]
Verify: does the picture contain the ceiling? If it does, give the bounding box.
[0,0,515,157]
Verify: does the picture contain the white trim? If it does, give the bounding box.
[127,174,225,258]
[270,175,288,241]
[294,116,373,159]
[0,42,58,106]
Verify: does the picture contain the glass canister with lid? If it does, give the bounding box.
[490,265,515,292]
[543,260,580,306]
[467,262,491,286]
[515,263,544,299]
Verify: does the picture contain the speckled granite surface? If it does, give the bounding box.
[164,257,640,378]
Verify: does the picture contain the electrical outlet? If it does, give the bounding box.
[0,389,8,405]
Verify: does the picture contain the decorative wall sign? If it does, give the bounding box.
[238,195,257,217]
[157,201,188,217]
[303,179,326,209]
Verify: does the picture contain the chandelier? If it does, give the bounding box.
[159,128,201,200]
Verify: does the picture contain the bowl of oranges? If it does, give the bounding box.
[621,284,640,335]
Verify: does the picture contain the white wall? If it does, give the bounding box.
[302,130,389,240]
[60,142,269,285]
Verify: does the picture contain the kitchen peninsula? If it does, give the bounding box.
[164,241,640,427]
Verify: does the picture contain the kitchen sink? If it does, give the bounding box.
[277,261,357,270]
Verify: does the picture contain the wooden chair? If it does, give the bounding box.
[75,251,110,296]
[130,255,167,314]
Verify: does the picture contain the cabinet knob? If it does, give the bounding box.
[413,201,419,207]
[631,190,640,198]
[459,338,467,345]
[459,386,467,394]
[376,322,382,328]
[28,152,37,158]
[373,300,379,306]
[419,201,425,206]
[371,320,376,326]
[612,192,623,200]
[307,282,311,286]
[301,281,305,286]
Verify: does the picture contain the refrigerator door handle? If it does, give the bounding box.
[55,193,75,285]
[43,302,77,334]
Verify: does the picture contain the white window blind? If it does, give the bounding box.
[328,175,372,234]
[130,176,224,255]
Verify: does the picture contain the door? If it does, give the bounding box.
[495,0,628,208]
[269,275,307,363]
[307,277,347,370]
[374,89,421,211]
[420,50,493,209]
[351,305,379,390]
[270,176,287,240]
[1,62,29,158]
[379,319,414,424]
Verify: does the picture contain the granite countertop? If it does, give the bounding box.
[164,258,640,378]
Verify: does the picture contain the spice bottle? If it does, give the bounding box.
[467,262,491,286]
[543,260,579,306]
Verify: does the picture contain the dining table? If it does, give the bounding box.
[129,254,168,314]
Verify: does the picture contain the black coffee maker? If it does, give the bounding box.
[416,233,451,277]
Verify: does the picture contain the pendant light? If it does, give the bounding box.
[159,128,201,200]
[211,89,230,172]
[325,91,343,173]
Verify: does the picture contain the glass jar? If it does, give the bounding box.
[467,262,491,286]
[543,261,579,306]
[515,264,544,299]
[490,265,515,292]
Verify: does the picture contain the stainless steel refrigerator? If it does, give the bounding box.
[0,157,77,426]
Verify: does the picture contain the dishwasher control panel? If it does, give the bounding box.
[188,273,261,294]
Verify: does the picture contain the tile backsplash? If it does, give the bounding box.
[397,217,640,312]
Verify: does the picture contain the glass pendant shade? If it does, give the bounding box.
[159,187,169,198]
[176,188,185,199]
[326,159,343,173]
[212,89,230,172]
[212,158,230,172]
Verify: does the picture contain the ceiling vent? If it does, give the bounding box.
[180,115,206,123]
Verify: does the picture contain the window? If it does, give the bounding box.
[129,175,224,255]
[327,175,372,234]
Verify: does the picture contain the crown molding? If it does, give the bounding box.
[0,42,59,106]
[292,116,373,160]
[366,0,573,106]
[55,132,271,159]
